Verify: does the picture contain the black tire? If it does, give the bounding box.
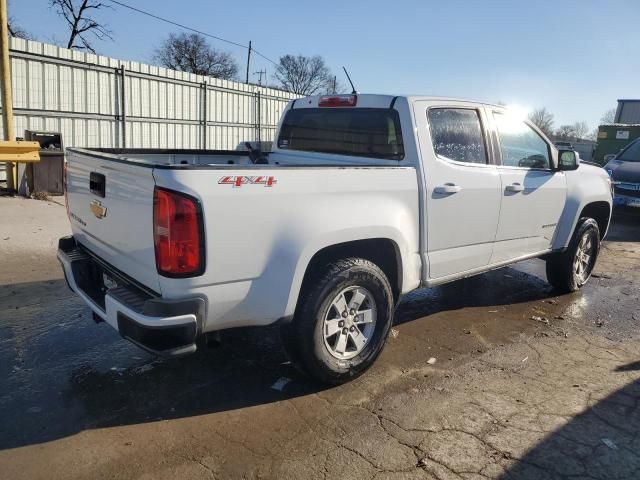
[281,257,394,384]
[545,217,601,292]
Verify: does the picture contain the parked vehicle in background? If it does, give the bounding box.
[572,141,597,163]
[604,137,640,209]
[554,141,574,150]
[58,94,613,384]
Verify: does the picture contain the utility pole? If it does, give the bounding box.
[253,69,266,86]
[332,75,336,94]
[0,0,15,190]
[245,40,252,84]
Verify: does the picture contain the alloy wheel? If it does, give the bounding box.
[322,286,377,360]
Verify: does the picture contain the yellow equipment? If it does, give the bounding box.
[0,0,40,192]
[0,141,40,162]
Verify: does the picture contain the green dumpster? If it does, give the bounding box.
[594,124,640,165]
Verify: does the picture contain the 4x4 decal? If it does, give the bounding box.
[218,176,277,187]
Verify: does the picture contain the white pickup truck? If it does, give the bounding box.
[58,94,613,384]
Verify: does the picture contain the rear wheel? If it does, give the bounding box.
[546,217,600,292]
[281,258,394,384]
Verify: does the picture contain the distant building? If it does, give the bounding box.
[615,99,640,124]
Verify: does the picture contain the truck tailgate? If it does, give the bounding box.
[65,150,161,293]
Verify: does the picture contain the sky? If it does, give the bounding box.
[10,0,640,131]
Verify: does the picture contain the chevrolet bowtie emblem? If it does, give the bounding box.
[90,200,107,219]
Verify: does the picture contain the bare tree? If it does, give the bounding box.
[585,128,599,141]
[7,0,33,39]
[571,121,589,140]
[555,124,576,140]
[555,122,590,141]
[528,107,555,137]
[273,55,336,95]
[153,33,238,79]
[50,0,112,53]
[600,108,616,124]
[7,16,32,39]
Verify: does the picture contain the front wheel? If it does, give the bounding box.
[546,217,601,292]
[281,258,394,384]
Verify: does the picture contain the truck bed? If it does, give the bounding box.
[78,147,406,169]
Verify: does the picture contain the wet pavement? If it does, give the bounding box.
[0,198,639,479]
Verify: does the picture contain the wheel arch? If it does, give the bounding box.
[579,201,611,239]
[554,194,612,250]
[288,238,404,319]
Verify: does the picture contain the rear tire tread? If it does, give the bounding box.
[281,257,394,385]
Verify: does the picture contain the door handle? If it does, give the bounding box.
[505,183,524,193]
[434,183,462,194]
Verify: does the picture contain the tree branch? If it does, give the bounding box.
[50,0,112,52]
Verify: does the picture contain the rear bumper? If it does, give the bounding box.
[57,236,203,357]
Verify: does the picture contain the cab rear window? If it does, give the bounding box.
[277,108,404,160]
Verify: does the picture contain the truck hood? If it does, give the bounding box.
[604,159,640,183]
[579,161,610,179]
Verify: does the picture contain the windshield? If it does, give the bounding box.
[618,140,640,162]
[277,108,404,160]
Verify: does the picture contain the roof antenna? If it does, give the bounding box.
[342,66,358,94]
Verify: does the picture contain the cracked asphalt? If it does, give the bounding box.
[1,197,639,480]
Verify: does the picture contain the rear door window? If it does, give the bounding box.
[427,108,488,164]
[277,108,404,160]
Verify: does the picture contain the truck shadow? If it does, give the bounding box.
[498,376,640,479]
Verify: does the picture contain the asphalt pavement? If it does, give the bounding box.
[0,198,639,479]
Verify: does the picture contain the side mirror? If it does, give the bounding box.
[558,149,579,171]
[603,154,616,163]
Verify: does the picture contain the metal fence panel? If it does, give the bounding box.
[3,38,300,151]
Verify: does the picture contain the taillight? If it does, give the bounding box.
[153,187,205,277]
[319,95,357,107]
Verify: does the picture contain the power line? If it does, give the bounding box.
[105,0,279,67]
[252,49,278,67]
[106,0,243,48]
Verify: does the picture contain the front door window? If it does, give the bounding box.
[493,113,550,169]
